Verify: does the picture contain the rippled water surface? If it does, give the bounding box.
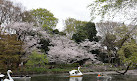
[13,74,137,81]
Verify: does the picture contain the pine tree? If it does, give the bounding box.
[0,34,24,70]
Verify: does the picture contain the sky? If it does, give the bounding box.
[12,0,94,31]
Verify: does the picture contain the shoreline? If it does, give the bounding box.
[83,70,137,75]
[12,70,137,77]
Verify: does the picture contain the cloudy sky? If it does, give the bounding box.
[12,0,94,31]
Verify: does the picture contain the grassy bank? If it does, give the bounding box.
[13,64,79,75]
[11,63,133,75]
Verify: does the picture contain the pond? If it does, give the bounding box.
[11,74,137,81]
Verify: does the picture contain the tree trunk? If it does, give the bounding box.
[116,62,132,75]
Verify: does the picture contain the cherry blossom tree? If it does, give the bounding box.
[7,22,101,64]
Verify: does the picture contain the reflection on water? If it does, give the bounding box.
[69,77,82,81]
[13,74,137,81]
[13,77,31,81]
[97,77,112,81]
[97,76,112,81]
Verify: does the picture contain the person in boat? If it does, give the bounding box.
[98,73,101,77]
[97,73,112,79]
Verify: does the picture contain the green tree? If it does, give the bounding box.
[89,0,137,74]
[30,8,58,30]
[64,18,98,42]
[100,24,137,74]
[117,39,137,75]
[102,25,132,63]
[72,27,87,43]
[25,51,48,68]
[72,22,98,43]
[0,34,24,71]
[38,38,51,53]
[63,18,86,38]
[84,22,97,41]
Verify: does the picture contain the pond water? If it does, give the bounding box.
[12,74,137,81]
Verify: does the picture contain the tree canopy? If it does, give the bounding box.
[63,18,87,38]
[30,8,58,30]
[0,34,24,70]
[89,0,137,23]
[72,22,98,43]
[0,0,24,25]
[118,39,137,64]
[25,51,48,68]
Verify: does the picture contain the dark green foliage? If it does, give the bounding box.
[52,29,59,34]
[58,32,66,36]
[84,22,97,41]
[91,49,100,54]
[118,39,137,64]
[124,48,131,58]
[93,36,100,42]
[72,22,98,43]
[38,38,51,53]
[52,29,66,35]
[0,34,24,71]
[72,28,87,43]
[45,28,66,35]
[63,18,87,38]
